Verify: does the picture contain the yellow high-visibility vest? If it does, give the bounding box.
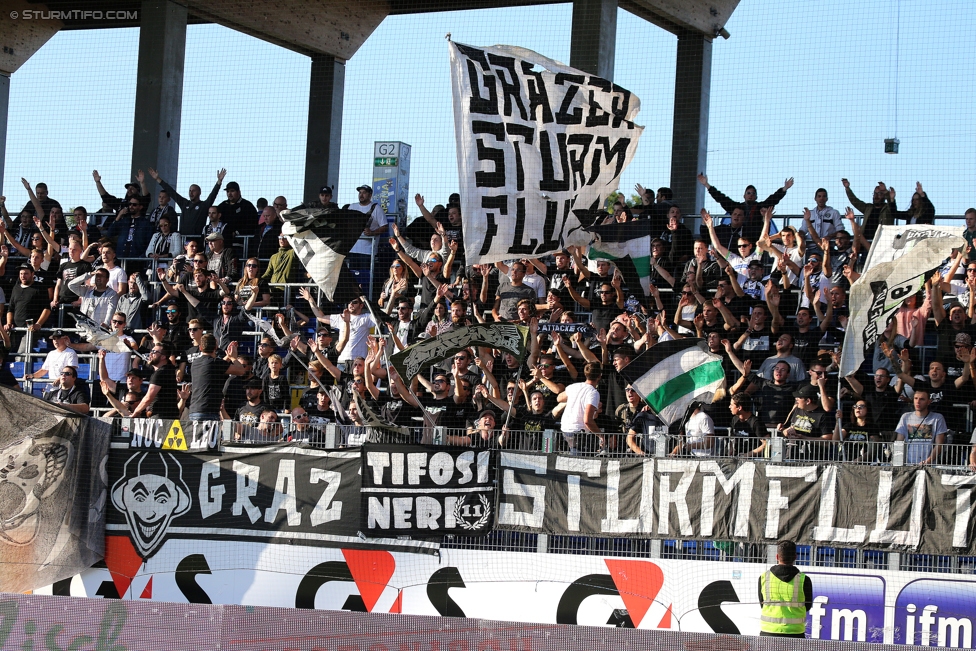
[760,570,807,635]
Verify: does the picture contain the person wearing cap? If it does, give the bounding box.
[737,258,768,302]
[297,185,337,211]
[217,181,259,237]
[345,184,388,271]
[5,264,51,353]
[759,540,812,637]
[27,330,78,381]
[414,194,464,264]
[205,230,238,282]
[262,231,302,297]
[41,365,90,415]
[779,384,835,459]
[727,392,768,457]
[454,409,506,448]
[97,346,145,404]
[224,377,273,438]
[92,169,147,216]
[148,167,225,235]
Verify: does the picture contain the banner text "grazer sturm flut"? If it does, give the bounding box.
[450,41,643,265]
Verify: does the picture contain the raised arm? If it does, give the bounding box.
[414,194,439,229]
[701,209,731,259]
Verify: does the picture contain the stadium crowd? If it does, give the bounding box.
[2,169,976,469]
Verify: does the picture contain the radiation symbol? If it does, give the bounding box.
[161,420,188,451]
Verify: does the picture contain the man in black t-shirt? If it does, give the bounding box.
[844,368,901,433]
[186,334,246,421]
[734,304,773,366]
[745,360,798,428]
[6,264,52,352]
[726,393,767,457]
[781,384,835,460]
[217,181,259,237]
[131,342,180,420]
[54,239,92,307]
[227,378,273,436]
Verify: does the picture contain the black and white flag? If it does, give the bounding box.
[450,40,643,265]
[280,207,370,301]
[839,227,964,376]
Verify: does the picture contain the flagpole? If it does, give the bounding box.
[502,340,530,431]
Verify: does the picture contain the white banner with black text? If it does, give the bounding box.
[450,40,643,264]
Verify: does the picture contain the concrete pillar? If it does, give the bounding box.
[570,0,617,81]
[304,54,344,203]
[0,74,8,195]
[132,0,186,195]
[670,30,712,215]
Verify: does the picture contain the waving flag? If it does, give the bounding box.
[450,40,643,264]
[585,220,652,295]
[280,207,370,301]
[390,324,529,381]
[621,339,725,425]
[839,226,965,377]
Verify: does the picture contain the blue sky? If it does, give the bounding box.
[4,0,975,220]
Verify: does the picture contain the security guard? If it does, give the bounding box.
[758,540,813,637]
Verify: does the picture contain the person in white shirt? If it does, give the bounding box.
[895,389,947,465]
[27,330,78,381]
[346,184,388,263]
[671,402,715,456]
[557,362,605,455]
[321,295,377,368]
[801,189,841,246]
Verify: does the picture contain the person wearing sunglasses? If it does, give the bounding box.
[379,257,411,314]
[105,194,153,258]
[41,365,90,415]
[222,257,270,309]
[701,209,762,280]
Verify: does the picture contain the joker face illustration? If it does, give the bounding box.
[111,453,191,558]
[0,436,71,545]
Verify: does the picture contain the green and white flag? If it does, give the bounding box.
[585,220,652,295]
[621,339,725,425]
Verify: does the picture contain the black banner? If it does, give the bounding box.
[494,452,976,554]
[0,387,111,593]
[361,444,496,536]
[107,441,438,562]
[390,323,528,381]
